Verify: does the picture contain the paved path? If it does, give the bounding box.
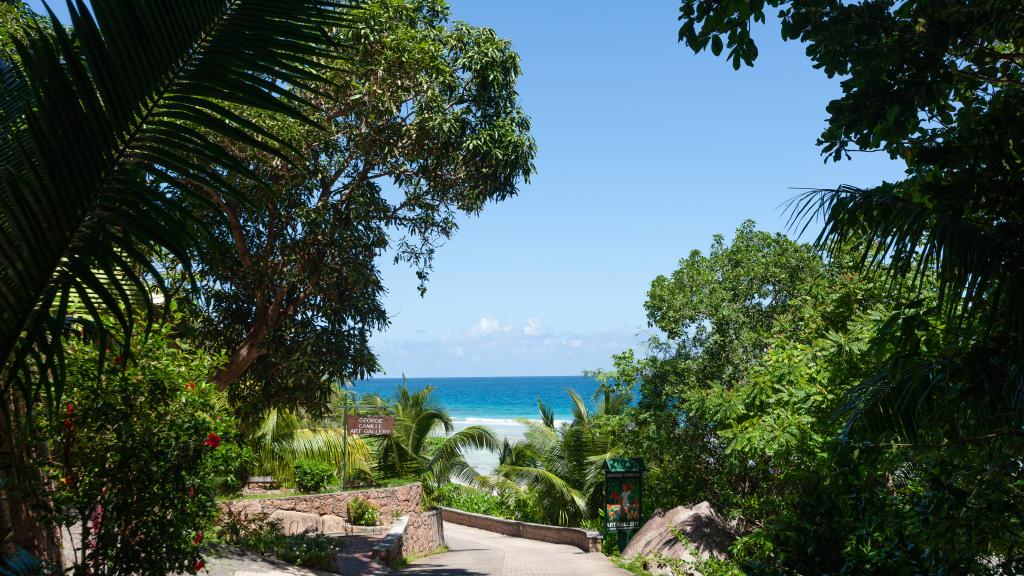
[399,522,631,576]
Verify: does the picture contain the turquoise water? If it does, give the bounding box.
[352,375,603,425]
[351,375,605,472]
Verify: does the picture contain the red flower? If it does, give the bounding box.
[63,418,73,431]
[66,402,74,415]
[193,559,205,572]
[184,381,196,391]
[188,487,196,498]
[112,355,122,365]
[203,433,221,449]
[611,491,620,501]
[193,531,203,545]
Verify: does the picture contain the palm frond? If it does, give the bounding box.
[427,425,499,478]
[567,388,589,424]
[1,0,355,415]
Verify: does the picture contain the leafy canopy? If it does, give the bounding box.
[676,0,1024,436]
[190,0,536,414]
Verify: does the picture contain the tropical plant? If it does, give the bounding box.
[0,0,353,565]
[53,318,229,575]
[189,0,536,412]
[347,496,380,526]
[478,388,631,527]
[361,383,499,491]
[251,407,372,487]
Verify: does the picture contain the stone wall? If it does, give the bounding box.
[221,483,444,555]
[223,483,423,522]
[403,509,444,556]
[438,506,602,552]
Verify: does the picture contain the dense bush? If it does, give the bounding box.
[52,321,229,575]
[207,441,258,495]
[293,459,336,493]
[433,483,504,518]
[213,510,345,571]
[347,496,381,526]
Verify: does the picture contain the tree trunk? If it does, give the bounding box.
[213,339,266,389]
[213,298,285,389]
[0,392,63,570]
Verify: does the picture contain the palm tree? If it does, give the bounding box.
[482,387,632,526]
[425,387,631,526]
[362,382,499,493]
[0,0,353,565]
[252,408,372,487]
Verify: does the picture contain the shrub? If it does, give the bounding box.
[53,322,228,574]
[433,483,503,517]
[293,459,336,493]
[207,442,257,495]
[213,510,345,571]
[347,496,380,526]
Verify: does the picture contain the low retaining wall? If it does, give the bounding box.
[371,510,446,566]
[438,506,602,552]
[372,515,409,566]
[221,483,444,556]
[223,483,423,521]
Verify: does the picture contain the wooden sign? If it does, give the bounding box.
[346,415,394,436]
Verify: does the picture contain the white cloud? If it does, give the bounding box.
[522,317,542,336]
[472,316,501,335]
[567,339,584,348]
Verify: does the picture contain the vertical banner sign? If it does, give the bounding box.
[603,457,644,549]
[346,415,394,436]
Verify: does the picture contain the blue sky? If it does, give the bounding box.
[30,1,906,377]
[371,1,906,377]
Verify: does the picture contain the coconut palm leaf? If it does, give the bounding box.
[536,396,555,428]
[253,408,371,482]
[567,388,589,424]
[427,425,499,477]
[494,463,587,524]
[0,0,355,417]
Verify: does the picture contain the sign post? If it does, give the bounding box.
[339,380,352,491]
[345,415,394,436]
[603,457,644,550]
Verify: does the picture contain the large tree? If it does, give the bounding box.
[606,223,1024,572]
[189,0,536,415]
[676,0,1024,439]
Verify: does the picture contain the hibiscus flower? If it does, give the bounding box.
[203,433,221,449]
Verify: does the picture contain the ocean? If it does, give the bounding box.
[352,375,605,472]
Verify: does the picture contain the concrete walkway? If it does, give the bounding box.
[400,522,631,576]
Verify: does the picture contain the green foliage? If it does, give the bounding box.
[191,0,536,410]
[347,497,381,526]
[213,510,345,571]
[0,1,46,58]
[676,0,1024,443]
[0,0,353,563]
[433,483,504,518]
[52,321,228,574]
[604,223,1024,573]
[293,459,337,494]
[362,382,499,490]
[207,442,258,496]
[251,406,372,486]
[474,388,631,527]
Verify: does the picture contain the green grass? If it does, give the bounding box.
[390,546,449,569]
